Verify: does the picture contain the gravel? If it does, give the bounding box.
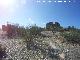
[0,35,80,60]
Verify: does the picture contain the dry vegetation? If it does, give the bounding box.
[0,22,80,60]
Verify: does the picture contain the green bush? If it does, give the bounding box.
[29,26,41,36]
[46,22,63,31]
[61,31,80,44]
[17,25,44,43]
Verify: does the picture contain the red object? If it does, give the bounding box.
[2,24,18,38]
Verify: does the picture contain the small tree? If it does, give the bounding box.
[29,25,43,37]
[55,22,60,27]
[46,22,54,31]
[46,21,62,31]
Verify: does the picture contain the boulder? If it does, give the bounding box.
[41,31,53,37]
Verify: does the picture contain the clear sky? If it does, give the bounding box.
[0,0,80,28]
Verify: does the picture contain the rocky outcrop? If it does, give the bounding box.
[41,31,53,37]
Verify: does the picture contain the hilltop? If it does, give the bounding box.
[0,22,80,60]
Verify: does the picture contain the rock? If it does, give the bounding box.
[41,31,53,37]
[59,52,65,60]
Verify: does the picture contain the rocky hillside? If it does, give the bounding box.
[0,31,80,60]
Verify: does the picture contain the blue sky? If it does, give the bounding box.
[0,0,80,28]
